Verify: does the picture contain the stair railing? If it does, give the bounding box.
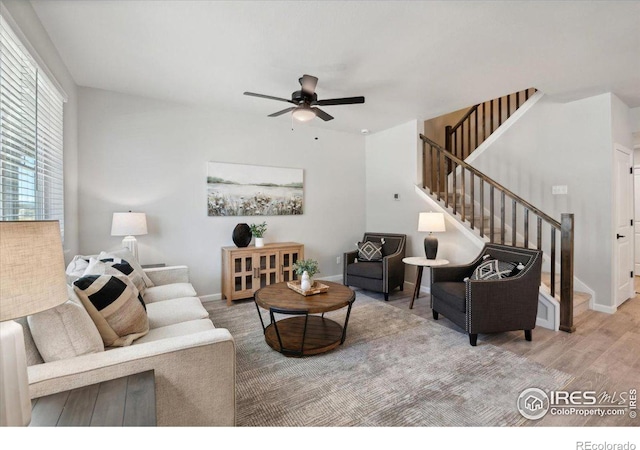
[421,134,575,332]
[445,88,537,161]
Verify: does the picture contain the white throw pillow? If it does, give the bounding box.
[65,254,91,283]
[99,248,154,288]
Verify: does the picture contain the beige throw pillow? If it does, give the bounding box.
[73,274,149,347]
[28,286,104,362]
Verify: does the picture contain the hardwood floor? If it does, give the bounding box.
[377,285,640,427]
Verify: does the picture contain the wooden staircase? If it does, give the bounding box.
[421,135,577,332]
[441,190,590,321]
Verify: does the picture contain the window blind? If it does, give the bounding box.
[0,15,65,237]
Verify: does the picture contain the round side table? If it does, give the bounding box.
[402,257,449,309]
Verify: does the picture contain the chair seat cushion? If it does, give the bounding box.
[431,282,466,313]
[346,261,383,279]
[146,297,209,329]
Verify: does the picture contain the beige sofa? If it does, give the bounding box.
[20,264,236,426]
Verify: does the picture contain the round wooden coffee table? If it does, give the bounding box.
[253,281,356,357]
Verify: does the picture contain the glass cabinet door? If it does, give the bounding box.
[231,255,254,298]
[280,250,301,282]
[253,251,279,290]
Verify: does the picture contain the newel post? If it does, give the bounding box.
[559,213,576,332]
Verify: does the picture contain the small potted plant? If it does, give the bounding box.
[292,259,320,291]
[249,221,267,247]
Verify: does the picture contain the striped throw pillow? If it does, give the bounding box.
[73,274,149,347]
[84,257,147,300]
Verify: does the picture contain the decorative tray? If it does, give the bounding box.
[286,280,329,296]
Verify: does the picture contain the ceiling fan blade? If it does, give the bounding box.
[315,96,365,106]
[299,74,318,94]
[312,107,334,121]
[244,92,295,104]
[268,107,296,117]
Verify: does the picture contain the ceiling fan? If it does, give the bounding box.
[243,74,365,122]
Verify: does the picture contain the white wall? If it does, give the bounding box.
[629,107,640,148]
[77,87,366,296]
[469,93,617,309]
[365,119,479,291]
[1,0,79,260]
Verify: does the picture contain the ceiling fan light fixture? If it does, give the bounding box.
[292,105,316,122]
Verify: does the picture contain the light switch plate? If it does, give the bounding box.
[552,185,568,195]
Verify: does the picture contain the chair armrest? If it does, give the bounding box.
[383,249,405,290]
[383,249,404,269]
[343,250,358,266]
[144,265,189,285]
[343,250,358,284]
[431,264,475,283]
[28,328,235,426]
[466,277,540,333]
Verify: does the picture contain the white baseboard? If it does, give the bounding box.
[317,274,343,283]
[592,303,617,314]
[404,280,430,294]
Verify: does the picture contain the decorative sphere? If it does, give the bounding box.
[232,223,252,247]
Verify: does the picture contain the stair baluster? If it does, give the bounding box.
[420,134,575,332]
[444,88,536,162]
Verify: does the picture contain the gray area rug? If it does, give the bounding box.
[206,292,572,427]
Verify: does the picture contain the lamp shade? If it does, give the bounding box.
[0,221,68,321]
[111,212,148,236]
[418,212,446,233]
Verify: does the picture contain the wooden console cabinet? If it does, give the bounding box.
[222,242,304,305]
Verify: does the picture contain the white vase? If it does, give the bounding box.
[255,237,264,248]
[301,270,311,291]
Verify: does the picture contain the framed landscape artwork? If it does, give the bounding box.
[207,162,304,216]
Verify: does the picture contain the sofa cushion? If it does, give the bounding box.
[357,241,383,262]
[143,283,197,303]
[346,261,383,280]
[146,297,209,329]
[28,298,105,363]
[133,319,215,345]
[73,274,149,347]
[99,248,154,289]
[84,257,147,298]
[431,282,467,313]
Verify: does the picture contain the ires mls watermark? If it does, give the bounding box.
[517,387,637,420]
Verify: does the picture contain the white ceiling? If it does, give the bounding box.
[31,0,640,134]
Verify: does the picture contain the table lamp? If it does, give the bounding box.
[418,212,446,259]
[0,221,68,426]
[111,212,147,261]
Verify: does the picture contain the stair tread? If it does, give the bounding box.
[541,272,591,306]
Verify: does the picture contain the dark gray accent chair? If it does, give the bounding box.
[430,243,543,346]
[343,233,406,301]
